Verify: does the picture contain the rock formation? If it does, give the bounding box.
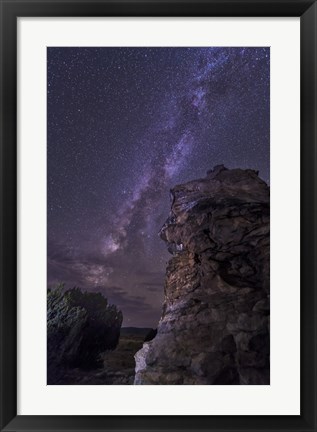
[47,286,122,382]
[134,166,270,385]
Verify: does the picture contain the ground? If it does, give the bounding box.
[48,328,151,385]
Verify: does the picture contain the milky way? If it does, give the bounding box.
[47,47,270,326]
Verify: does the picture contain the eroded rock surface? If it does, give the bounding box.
[134,166,270,385]
[47,287,122,382]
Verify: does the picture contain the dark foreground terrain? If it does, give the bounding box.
[48,328,151,385]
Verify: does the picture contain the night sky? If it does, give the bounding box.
[47,47,270,327]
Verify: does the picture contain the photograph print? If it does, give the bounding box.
[47,47,270,385]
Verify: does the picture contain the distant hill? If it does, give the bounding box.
[120,327,153,336]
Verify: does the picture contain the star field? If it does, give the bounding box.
[47,47,270,327]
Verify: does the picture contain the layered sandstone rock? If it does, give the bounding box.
[134,166,270,385]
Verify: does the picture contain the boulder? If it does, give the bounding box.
[47,287,123,375]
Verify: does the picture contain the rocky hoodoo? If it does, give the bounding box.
[134,166,270,385]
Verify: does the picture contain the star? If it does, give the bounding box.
[47,47,270,327]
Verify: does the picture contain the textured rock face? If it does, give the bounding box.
[134,166,270,385]
[47,287,123,379]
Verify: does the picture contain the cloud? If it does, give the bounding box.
[47,240,113,288]
[47,239,164,326]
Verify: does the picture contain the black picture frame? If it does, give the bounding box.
[0,0,316,431]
